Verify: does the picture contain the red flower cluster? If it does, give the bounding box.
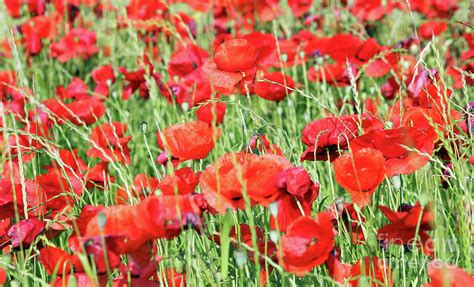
[0,0,472,286]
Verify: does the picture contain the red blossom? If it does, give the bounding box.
[7,217,45,248]
[279,213,335,276]
[350,127,434,177]
[200,153,291,213]
[50,28,99,62]
[333,148,386,206]
[419,21,448,40]
[301,115,360,162]
[196,101,227,126]
[423,261,474,287]
[157,121,221,162]
[251,71,296,102]
[91,65,116,97]
[157,167,199,195]
[378,202,434,257]
[86,122,131,164]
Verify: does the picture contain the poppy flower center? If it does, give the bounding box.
[311,50,322,58]
[231,196,242,202]
[308,237,319,246]
[398,203,413,212]
[4,94,13,102]
[171,85,181,95]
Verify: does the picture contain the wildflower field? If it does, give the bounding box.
[0,0,473,286]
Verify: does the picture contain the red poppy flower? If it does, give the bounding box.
[87,122,131,164]
[214,39,259,72]
[307,63,357,87]
[7,217,45,248]
[0,70,26,116]
[0,38,13,58]
[43,148,111,190]
[157,121,221,162]
[419,21,448,40]
[325,248,351,283]
[169,12,197,39]
[125,0,166,21]
[302,35,328,58]
[212,0,280,30]
[20,15,58,55]
[0,217,10,243]
[404,107,464,149]
[202,39,259,89]
[279,213,335,276]
[199,153,248,213]
[378,202,434,257]
[118,55,161,99]
[408,0,457,18]
[416,83,452,113]
[6,122,50,162]
[50,28,99,62]
[423,261,474,287]
[0,178,46,219]
[365,52,398,78]
[348,256,393,287]
[160,78,211,108]
[270,167,319,232]
[91,65,116,97]
[270,195,309,233]
[333,148,386,206]
[301,115,360,161]
[39,247,76,275]
[5,0,45,18]
[242,32,277,67]
[351,0,396,22]
[43,97,106,125]
[73,235,122,274]
[36,171,83,211]
[273,167,319,201]
[0,267,5,284]
[55,77,89,100]
[288,0,313,17]
[350,127,434,177]
[405,69,436,100]
[244,154,292,206]
[446,65,466,89]
[200,152,290,212]
[157,167,199,195]
[273,39,301,67]
[84,195,201,252]
[196,101,227,125]
[116,0,165,31]
[168,44,209,79]
[119,67,147,99]
[326,34,365,63]
[251,71,295,102]
[356,39,397,78]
